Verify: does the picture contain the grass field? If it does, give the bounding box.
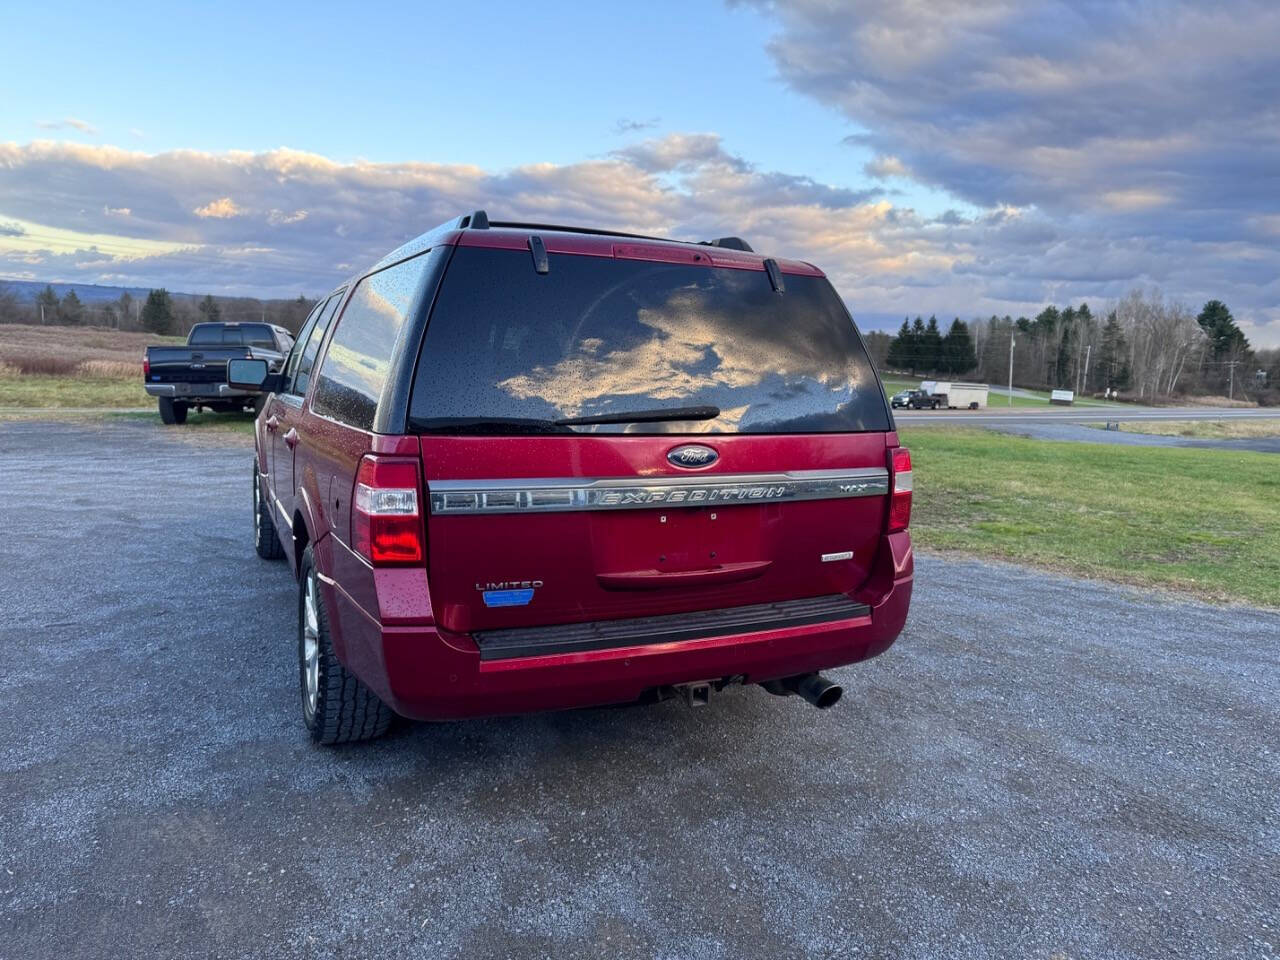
[1087,419,1280,439]
[0,374,149,408]
[0,323,169,409]
[902,428,1280,607]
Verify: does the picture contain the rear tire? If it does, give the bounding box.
[158,397,188,424]
[299,545,395,745]
[253,462,284,560]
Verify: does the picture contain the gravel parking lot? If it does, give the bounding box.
[1,420,1276,960]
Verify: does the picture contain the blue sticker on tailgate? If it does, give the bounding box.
[482,589,535,608]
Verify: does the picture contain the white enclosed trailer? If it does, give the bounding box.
[919,381,989,409]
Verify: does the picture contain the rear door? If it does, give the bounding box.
[271,293,342,507]
[408,245,894,636]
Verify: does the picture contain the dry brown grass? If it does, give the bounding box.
[1179,395,1259,408]
[0,323,182,380]
[1094,418,1280,439]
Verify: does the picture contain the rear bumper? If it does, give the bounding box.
[319,531,913,722]
[144,383,254,399]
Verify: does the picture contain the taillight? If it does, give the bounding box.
[142,355,150,379]
[352,456,423,565]
[888,446,912,533]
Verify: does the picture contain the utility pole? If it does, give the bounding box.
[1081,344,1092,396]
[1008,335,1016,407]
[1227,360,1240,402]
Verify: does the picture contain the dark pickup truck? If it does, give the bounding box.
[143,322,293,424]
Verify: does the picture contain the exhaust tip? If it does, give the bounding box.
[778,672,844,709]
[811,682,842,709]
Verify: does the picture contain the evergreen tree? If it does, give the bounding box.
[909,316,927,374]
[1097,311,1131,391]
[920,315,943,373]
[1054,305,1076,387]
[886,318,914,372]
[57,289,85,325]
[141,289,175,335]
[941,318,978,375]
[1196,300,1249,360]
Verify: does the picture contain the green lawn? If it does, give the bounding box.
[902,428,1280,607]
[0,374,150,408]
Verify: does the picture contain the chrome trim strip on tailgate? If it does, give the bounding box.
[428,468,890,515]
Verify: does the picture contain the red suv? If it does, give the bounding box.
[231,212,913,744]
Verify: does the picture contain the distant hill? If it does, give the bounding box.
[1,278,317,334]
[3,279,207,305]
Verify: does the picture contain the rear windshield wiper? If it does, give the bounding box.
[554,405,721,427]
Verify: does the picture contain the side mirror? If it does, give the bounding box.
[228,358,269,390]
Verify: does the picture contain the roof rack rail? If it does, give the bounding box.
[699,237,753,253]
[489,220,671,243]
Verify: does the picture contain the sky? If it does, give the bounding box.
[1,0,1278,345]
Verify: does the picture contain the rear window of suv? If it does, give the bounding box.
[189,324,277,349]
[408,246,890,434]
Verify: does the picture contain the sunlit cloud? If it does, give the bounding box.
[193,197,242,219]
[0,128,1277,345]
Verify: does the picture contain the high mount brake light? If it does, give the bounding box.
[352,456,423,565]
[888,446,912,533]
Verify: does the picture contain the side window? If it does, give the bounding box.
[312,255,425,430]
[291,293,342,398]
[189,325,221,346]
[241,324,278,349]
[282,302,326,386]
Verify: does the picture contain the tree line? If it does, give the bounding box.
[874,289,1274,404]
[883,316,979,377]
[0,283,316,337]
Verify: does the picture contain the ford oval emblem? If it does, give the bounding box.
[667,444,719,469]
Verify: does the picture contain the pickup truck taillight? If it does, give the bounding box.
[352,456,424,565]
[887,446,912,533]
[142,355,150,379]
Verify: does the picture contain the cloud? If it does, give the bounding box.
[0,220,25,237]
[36,117,98,135]
[103,205,131,217]
[863,155,910,180]
[267,208,308,226]
[193,197,242,219]
[615,117,660,134]
[0,135,1277,345]
[747,0,1280,213]
[734,0,1280,344]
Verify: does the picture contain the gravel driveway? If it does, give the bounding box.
[1,420,1276,960]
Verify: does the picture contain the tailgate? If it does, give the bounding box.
[145,347,245,384]
[422,433,890,635]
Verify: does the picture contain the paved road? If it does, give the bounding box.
[2,421,1277,960]
[897,405,1279,426]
